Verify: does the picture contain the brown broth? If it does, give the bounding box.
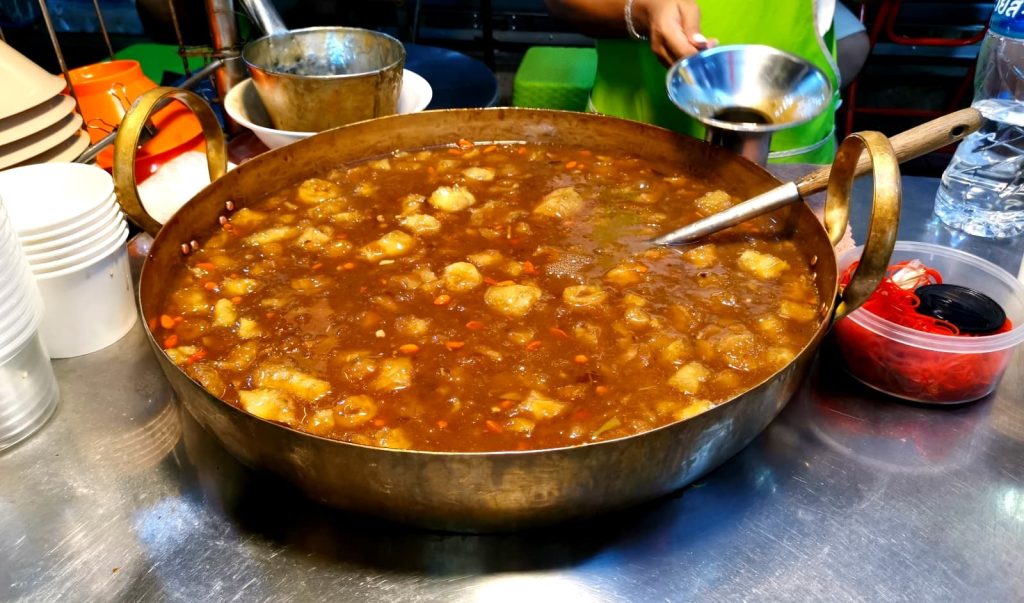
[154,142,823,452]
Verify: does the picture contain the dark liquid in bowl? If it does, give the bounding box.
[714,107,772,125]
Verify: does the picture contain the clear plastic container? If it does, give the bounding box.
[834,242,1024,404]
[0,330,59,451]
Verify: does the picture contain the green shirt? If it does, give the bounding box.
[591,0,840,164]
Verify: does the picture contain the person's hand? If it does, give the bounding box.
[633,0,711,66]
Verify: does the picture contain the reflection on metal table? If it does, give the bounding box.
[1,170,1022,602]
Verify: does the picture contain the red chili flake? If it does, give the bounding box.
[548,327,569,339]
[465,320,485,330]
[483,277,499,286]
[434,294,452,306]
[523,260,538,275]
[525,340,542,351]
[444,340,465,351]
[185,349,208,365]
[437,420,448,429]
[485,420,503,433]
[456,138,474,150]
[162,334,179,349]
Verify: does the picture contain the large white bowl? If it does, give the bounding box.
[0,41,66,120]
[0,94,76,147]
[0,112,84,170]
[224,70,433,149]
[13,129,89,167]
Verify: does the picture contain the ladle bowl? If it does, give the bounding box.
[667,44,833,165]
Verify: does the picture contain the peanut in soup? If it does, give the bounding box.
[154,142,823,452]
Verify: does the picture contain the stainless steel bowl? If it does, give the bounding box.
[241,26,405,132]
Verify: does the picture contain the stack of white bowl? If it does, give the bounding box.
[0,41,88,169]
[0,163,136,358]
[0,196,59,451]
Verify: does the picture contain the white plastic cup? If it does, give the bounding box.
[17,196,118,246]
[20,198,121,255]
[0,163,113,236]
[28,220,127,274]
[0,330,59,451]
[35,229,136,359]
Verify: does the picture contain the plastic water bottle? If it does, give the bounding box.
[934,4,1024,238]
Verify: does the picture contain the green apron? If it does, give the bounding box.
[590,0,840,164]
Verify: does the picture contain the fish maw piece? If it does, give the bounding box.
[533,187,584,219]
[484,284,543,317]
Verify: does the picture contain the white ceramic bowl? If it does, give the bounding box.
[0,163,114,236]
[0,41,66,120]
[0,112,84,170]
[36,233,136,359]
[0,94,76,147]
[14,129,89,167]
[224,70,433,149]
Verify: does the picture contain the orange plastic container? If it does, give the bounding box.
[65,60,202,170]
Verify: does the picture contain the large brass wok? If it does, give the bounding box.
[111,88,931,532]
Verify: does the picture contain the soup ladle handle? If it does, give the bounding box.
[238,0,289,35]
[650,108,981,247]
[794,108,981,197]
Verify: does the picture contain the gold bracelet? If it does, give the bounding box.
[625,0,648,40]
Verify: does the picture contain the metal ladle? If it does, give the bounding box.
[651,108,983,246]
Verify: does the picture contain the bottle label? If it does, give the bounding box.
[992,1,1024,38]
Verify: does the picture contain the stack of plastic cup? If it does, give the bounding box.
[0,163,135,359]
[0,196,58,451]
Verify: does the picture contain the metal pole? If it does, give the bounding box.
[91,0,115,60]
[166,0,192,77]
[36,0,79,106]
[204,0,245,106]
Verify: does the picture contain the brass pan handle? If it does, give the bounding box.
[113,87,227,237]
[827,131,901,319]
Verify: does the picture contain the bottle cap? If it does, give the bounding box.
[990,1,1024,38]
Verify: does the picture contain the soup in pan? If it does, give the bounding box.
[154,141,824,452]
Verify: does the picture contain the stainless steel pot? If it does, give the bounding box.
[113,89,905,532]
[237,0,404,132]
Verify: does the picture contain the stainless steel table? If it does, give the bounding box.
[3,173,1023,602]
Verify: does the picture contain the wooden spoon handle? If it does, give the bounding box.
[795,108,982,197]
